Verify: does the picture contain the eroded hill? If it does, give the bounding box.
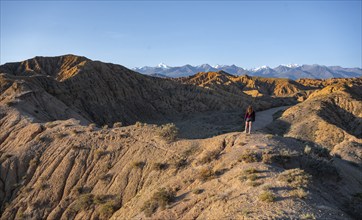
[264,78,362,164]
[0,55,361,220]
[176,71,314,100]
[0,112,361,219]
[0,55,298,128]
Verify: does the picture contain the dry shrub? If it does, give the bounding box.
[141,188,175,217]
[181,144,200,158]
[200,149,221,164]
[300,213,316,219]
[55,133,68,139]
[173,158,188,170]
[153,162,168,171]
[244,168,258,174]
[262,149,293,166]
[95,149,108,159]
[289,188,308,199]
[239,168,259,183]
[238,150,260,163]
[193,189,204,194]
[99,198,121,219]
[132,161,146,169]
[113,122,123,128]
[197,167,216,181]
[73,193,94,211]
[247,174,258,181]
[259,190,276,202]
[278,168,311,188]
[247,180,263,187]
[157,123,179,142]
[87,123,97,131]
[99,173,113,182]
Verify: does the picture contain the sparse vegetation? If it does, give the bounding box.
[28,157,39,167]
[94,149,109,159]
[135,121,143,127]
[247,180,263,187]
[300,213,316,219]
[35,180,48,190]
[73,193,94,211]
[44,121,58,128]
[193,188,204,194]
[247,174,258,181]
[304,145,312,154]
[173,158,188,170]
[181,144,200,158]
[200,149,221,164]
[38,136,52,143]
[113,122,123,128]
[141,188,175,217]
[259,190,276,202]
[72,129,80,135]
[289,188,308,199]
[157,123,179,142]
[266,134,273,139]
[238,150,260,163]
[99,200,118,219]
[153,162,168,171]
[304,145,330,158]
[99,173,113,182]
[132,161,146,169]
[240,208,252,217]
[244,168,258,174]
[87,123,97,131]
[262,149,294,166]
[55,132,68,139]
[15,209,24,220]
[278,168,311,188]
[94,194,108,205]
[197,167,216,181]
[239,168,259,183]
[23,187,33,193]
[262,185,272,190]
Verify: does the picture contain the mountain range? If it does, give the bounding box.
[133,63,362,79]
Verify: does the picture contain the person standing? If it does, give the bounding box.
[244,106,255,134]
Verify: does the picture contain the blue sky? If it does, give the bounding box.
[1,1,361,69]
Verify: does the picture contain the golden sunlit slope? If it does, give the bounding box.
[176,71,314,99]
[264,78,362,164]
[0,112,360,219]
[1,56,361,220]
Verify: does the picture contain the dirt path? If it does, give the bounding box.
[252,106,290,131]
[164,105,291,139]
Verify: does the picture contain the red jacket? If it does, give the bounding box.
[244,111,255,122]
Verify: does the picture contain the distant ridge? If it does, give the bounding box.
[133,63,362,80]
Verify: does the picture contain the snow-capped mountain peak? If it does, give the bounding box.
[157,62,171,69]
[281,64,300,68]
[251,65,270,72]
[213,64,227,69]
